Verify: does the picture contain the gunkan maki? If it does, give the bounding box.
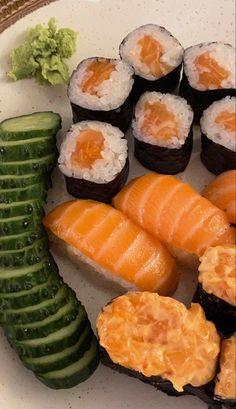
[193,245,236,337]
[119,24,183,101]
[179,42,236,121]
[58,121,129,203]
[97,292,221,408]
[67,57,134,132]
[132,92,193,174]
[200,97,236,174]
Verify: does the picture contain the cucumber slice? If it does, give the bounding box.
[0,181,49,204]
[7,298,80,340]
[0,272,62,310]
[0,136,56,162]
[0,153,57,175]
[0,227,45,251]
[23,324,93,373]
[0,112,61,141]
[12,306,87,358]
[0,199,44,218]
[0,173,50,190]
[0,214,41,237]
[1,282,67,326]
[0,254,58,293]
[0,237,48,267]
[36,336,99,389]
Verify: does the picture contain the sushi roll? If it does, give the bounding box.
[179,43,236,121]
[43,200,179,295]
[58,121,129,203]
[200,97,236,174]
[193,245,236,337]
[202,170,236,225]
[119,24,183,101]
[97,292,221,408]
[214,333,236,409]
[68,57,134,132]
[132,92,193,174]
[113,173,235,258]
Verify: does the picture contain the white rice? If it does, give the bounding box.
[184,42,236,91]
[68,57,134,111]
[120,24,183,81]
[200,96,236,151]
[58,121,128,183]
[132,92,193,148]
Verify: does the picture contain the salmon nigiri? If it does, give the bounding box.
[202,170,236,225]
[113,173,235,257]
[43,200,178,295]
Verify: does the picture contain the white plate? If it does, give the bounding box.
[0,1,235,408]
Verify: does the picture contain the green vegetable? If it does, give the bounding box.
[7,18,77,86]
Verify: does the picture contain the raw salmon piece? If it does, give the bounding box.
[215,111,236,132]
[141,101,180,141]
[43,199,178,294]
[113,173,235,256]
[194,52,229,89]
[71,129,104,169]
[202,170,236,225]
[138,35,171,77]
[81,60,115,95]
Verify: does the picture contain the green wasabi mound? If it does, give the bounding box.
[7,18,77,86]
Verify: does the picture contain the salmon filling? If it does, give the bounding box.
[71,130,105,169]
[81,61,116,95]
[141,101,180,141]
[215,333,236,400]
[215,111,236,132]
[138,35,171,78]
[199,245,236,306]
[97,292,220,392]
[194,52,230,89]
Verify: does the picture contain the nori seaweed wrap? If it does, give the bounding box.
[132,92,193,174]
[119,24,183,102]
[179,43,236,122]
[67,57,134,132]
[58,121,129,203]
[97,292,221,408]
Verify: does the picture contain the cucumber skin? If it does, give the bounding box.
[0,199,44,219]
[0,181,49,204]
[0,227,46,251]
[0,112,61,141]
[23,324,93,374]
[0,173,51,190]
[0,237,49,268]
[0,136,56,162]
[0,153,57,176]
[0,214,42,238]
[36,336,100,389]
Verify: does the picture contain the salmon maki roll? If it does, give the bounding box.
[120,24,183,101]
[43,200,178,295]
[179,42,236,121]
[202,170,236,225]
[200,97,236,174]
[68,57,134,132]
[113,173,235,257]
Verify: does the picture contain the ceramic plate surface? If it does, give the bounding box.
[0,1,235,408]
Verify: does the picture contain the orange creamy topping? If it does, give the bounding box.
[141,101,180,141]
[138,35,171,78]
[81,60,116,95]
[194,52,229,89]
[71,129,104,169]
[199,245,236,306]
[215,333,236,399]
[97,292,220,392]
[215,111,236,132]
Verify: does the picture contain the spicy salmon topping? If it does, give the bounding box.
[81,60,116,95]
[194,52,230,89]
[71,130,105,169]
[215,333,236,400]
[141,101,180,141]
[97,292,220,392]
[215,111,236,132]
[138,35,171,78]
